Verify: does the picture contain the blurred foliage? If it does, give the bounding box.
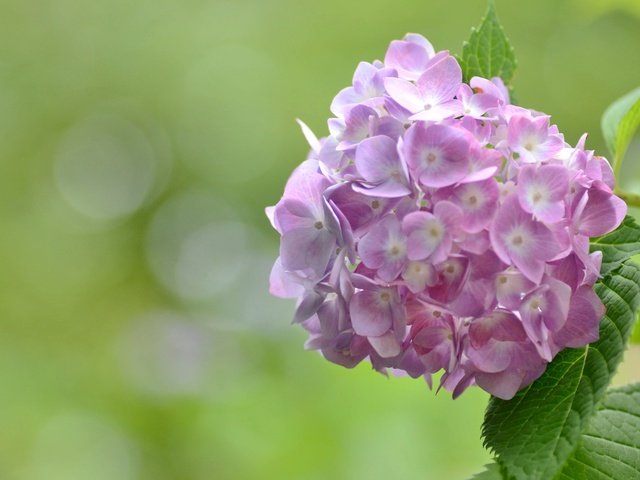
[0,1,638,479]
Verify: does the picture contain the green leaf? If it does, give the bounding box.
[590,215,640,275]
[468,463,504,480]
[461,0,516,86]
[557,383,640,479]
[478,384,640,479]
[481,261,640,480]
[632,314,640,344]
[601,87,640,172]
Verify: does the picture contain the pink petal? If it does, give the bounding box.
[517,164,569,223]
[355,135,400,182]
[416,53,462,106]
[553,285,604,349]
[403,123,470,188]
[349,289,395,336]
[269,257,305,298]
[383,77,424,113]
[475,370,525,400]
[280,227,336,276]
[468,340,517,373]
[576,185,626,237]
[368,331,403,358]
[402,211,445,261]
[402,260,437,293]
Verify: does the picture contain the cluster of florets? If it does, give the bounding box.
[266,34,626,399]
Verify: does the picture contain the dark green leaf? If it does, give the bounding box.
[461,0,516,86]
[557,383,640,479]
[590,215,640,275]
[482,262,640,480]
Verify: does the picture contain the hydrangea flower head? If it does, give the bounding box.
[266,33,626,400]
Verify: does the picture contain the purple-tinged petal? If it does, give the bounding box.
[293,290,325,324]
[357,214,407,282]
[475,370,526,400]
[416,53,462,106]
[280,226,336,277]
[508,115,564,163]
[460,144,502,184]
[403,211,446,261]
[547,253,584,292]
[330,62,395,117]
[326,184,398,235]
[296,118,321,155]
[459,84,500,119]
[404,123,470,188]
[402,260,437,293]
[428,255,470,303]
[321,333,370,368]
[553,285,604,349]
[409,100,463,121]
[519,278,571,360]
[584,251,602,285]
[383,96,413,123]
[410,312,458,373]
[448,278,495,317]
[353,135,409,197]
[495,270,535,310]
[280,163,329,204]
[458,230,491,255]
[265,205,278,232]
[269,257,305,298]
[337,105,378,150]
[383,77,424,113]
[330,86,362,117]
[574,183,626,236]
[470,76,509,104]
[449,178,499,233]
[369,331,403,358]
[352,181,411,198]
[384,34,435,80]
[350,287,397,336]
[468,340,518,373]
[517,164,569,223]
[275,198,320,233]
[490,194,561,283]
[469,310,527,347]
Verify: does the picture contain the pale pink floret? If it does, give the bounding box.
[358,214,408,282]
[447,178,500,233]
[384,52,463,121]
[403,122,470,188]
[490,194,562,283]
[458,84,500,119]
[353,135,411,198]
[384,33,435,81]
[517,164,569,223]
[331,61,397,117]
[508,115,565,163]
[402,201,462,263]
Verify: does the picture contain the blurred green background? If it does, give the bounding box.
[0,0,639,479]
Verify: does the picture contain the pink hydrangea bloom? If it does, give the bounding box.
[266,33,626,400]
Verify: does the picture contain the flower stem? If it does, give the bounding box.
[615,189,640,208]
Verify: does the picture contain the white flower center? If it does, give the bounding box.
[505,226,529,254]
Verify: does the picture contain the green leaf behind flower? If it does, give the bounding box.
[601,87,640,175]
[461,0,516,87]
[556,383,640,479]
[590,215,640,275]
